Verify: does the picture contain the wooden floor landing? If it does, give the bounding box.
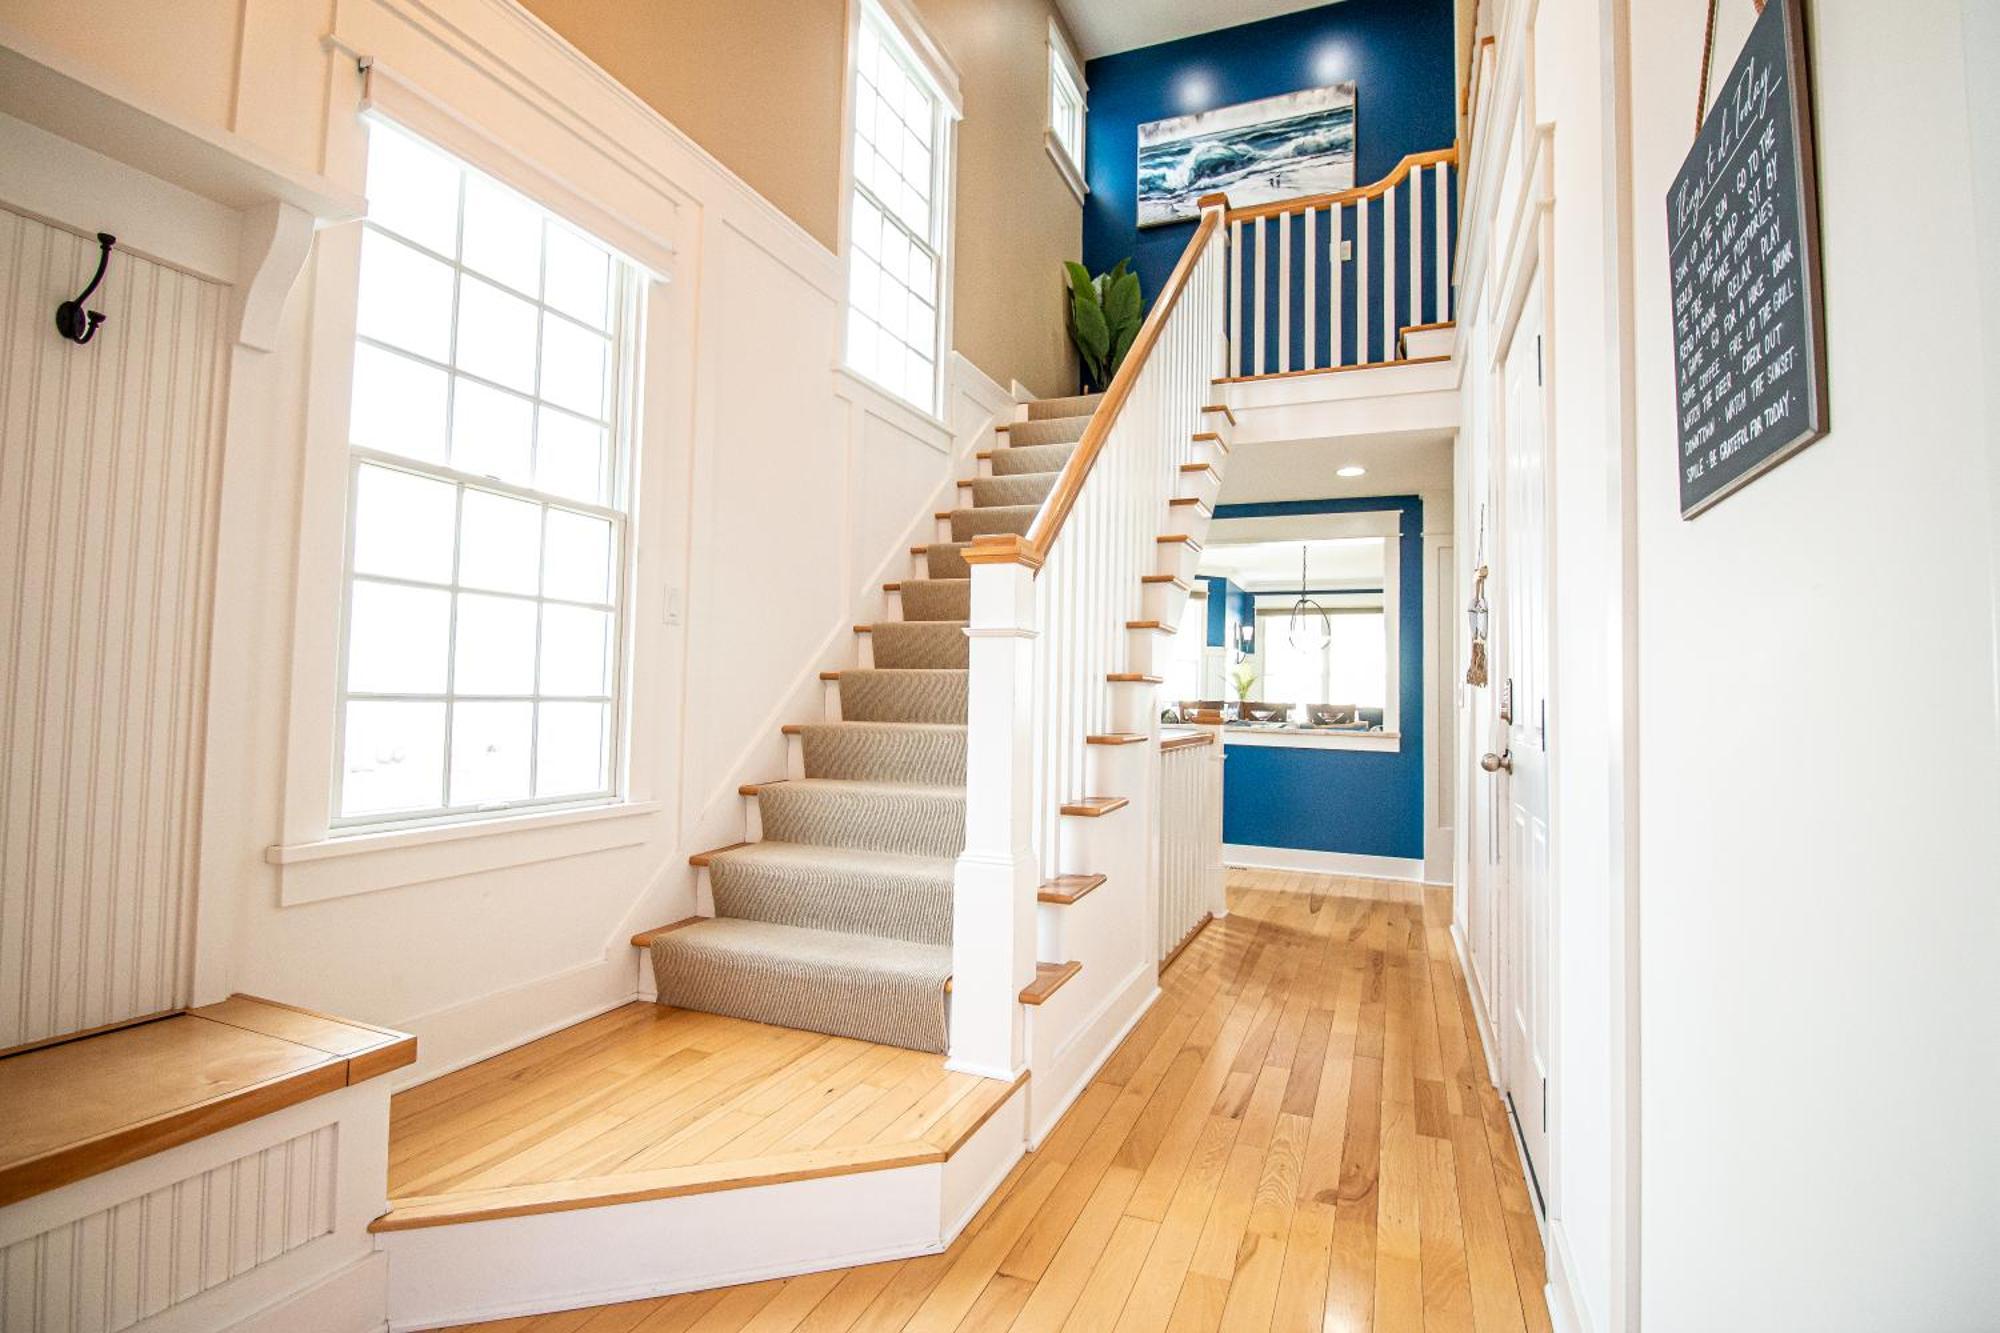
[377,1001,1023,1231]
[438,869,1554,1331]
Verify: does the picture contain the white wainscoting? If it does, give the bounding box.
[0,209,225,1049]
[0,1084,391,1333]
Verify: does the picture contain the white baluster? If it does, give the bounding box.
[1304,208,1317,373]
[1435,161,1451,324]
[1252,217,1268,376]
[1382,181,1397,365]
[1331,203,1344,368]
[1409,165,1423,348]
[1229,217,1243,378]
[1356,195,1370,364]
[1277,211,1292,375]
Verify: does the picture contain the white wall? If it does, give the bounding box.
[1627,2,2000,1327]
[0,0,1006,1084]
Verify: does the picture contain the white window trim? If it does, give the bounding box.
[837,0,962,418]
[270,99,673,904]
[1046,20,1088,206]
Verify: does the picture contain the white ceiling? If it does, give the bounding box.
[1198,536,1385,591]
[1215,428,1455,507]
[1060,0,1346,60]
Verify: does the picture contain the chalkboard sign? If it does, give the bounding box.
[1667,0,1827,518]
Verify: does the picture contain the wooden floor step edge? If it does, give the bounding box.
[1141,574,1192,589]
[739,781,782,796]
[819,670,842,681]
[1085,733,1148,746]
[630,917,705,948]
[1018,960,1082,1005]
[1038,873,1106,905]
[1126,619,1175,633]
[1180,462,1220,481]
[1157,535,1202,550]
[780,723,804,735]
[1169,497,1213,515]
[1060,796,1129,817]
[1191,430,1232,453]
[1107,673,1163,684]
[686,842,750,867]
[1200,403,1237,426]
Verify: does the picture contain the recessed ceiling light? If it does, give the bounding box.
[1337,465,1366,478]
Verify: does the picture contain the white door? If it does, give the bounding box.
[1497,286,1553,1208]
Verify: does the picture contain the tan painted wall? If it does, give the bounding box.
[519,0,1081,396]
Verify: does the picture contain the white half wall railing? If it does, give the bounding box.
[1224,148,1460,380]
[947,197,1229,1080]
[1158,726,1225,963]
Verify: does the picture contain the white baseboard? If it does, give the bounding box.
[1543,1216,1594,1333]
[1449,921,1503,1085]
[390,956,640,1091]
[228,1252,388,1333]
[1224,844,1436,883]
[1029,960,1159,1144]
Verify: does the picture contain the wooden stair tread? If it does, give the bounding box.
[1141,574,1192,588]
[631,916,706,947]
[1038,874,1106,905]
[1127,619,1175,633]
[1157,535,1202,549]
[820,670,842,681]
[1200,403,1238,426]
[1060,796,1129,817]
[1019,961,1082,1005]
[1191,430,1232,453]
[1086,733,1148,746]
[687,842,750,868]
[1108,673,1163,684]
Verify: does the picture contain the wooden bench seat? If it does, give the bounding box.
[0,995,414,1208]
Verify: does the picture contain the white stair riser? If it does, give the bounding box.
[1109,680,1163,733]
[884,587,903,621]
[1087,741,1150,795]
[823,679,842,721]
[743,792,764,843]
[785,734,805,781]
[856,630,876,669]
[1404,325,1454,359]
[1125,627,1175,676]
[1035,901,1071,960]
[1157,542,1200,582]
[1059,809,1126,868]
[1179,466,1221,509]
[1141,581,1188,624]
[934,515,952,544]
[1190,440,1227,472]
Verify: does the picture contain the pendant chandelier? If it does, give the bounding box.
[1287,546,1331,650]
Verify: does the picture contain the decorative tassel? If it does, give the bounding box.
[1466,639,1488,688]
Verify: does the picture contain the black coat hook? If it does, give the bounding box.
[55,233,117,346]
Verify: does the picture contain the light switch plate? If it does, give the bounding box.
[1340,239,1354,261]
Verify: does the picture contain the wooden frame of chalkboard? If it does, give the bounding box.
[1667,0,1828,519]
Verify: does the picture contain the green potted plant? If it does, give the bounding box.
[1063,260,1144,393]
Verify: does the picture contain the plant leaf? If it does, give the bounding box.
[1070,290,1110,379]
[1103,271,1142,334]
[1063,261,1098,306]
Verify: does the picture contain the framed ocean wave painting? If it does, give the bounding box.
[1136,84,1356,226]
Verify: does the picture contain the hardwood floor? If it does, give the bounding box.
[379,999,1022,1229]
[437,870,1553,1331]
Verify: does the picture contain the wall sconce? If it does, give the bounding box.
[1233,620,1256,662]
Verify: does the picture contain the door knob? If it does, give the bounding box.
[1480,749,1513,774]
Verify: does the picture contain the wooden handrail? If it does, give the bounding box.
[1223,147,1459,222]
[965,195,1229,574]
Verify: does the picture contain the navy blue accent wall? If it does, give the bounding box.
[1202,577,1256,650]
[1213,497,1425,861]
[1081,0,1457,307]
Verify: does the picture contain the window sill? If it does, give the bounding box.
[1044,132,1087,207]
[832,364,954,443]
[267,800,661,906]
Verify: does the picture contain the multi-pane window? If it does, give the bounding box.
[336,121,636,827]
[1257,607,1388,714]
[846,3,948,412]
[1048,27,1086,177]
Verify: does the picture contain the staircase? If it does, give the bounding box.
[651,393,1107,1053]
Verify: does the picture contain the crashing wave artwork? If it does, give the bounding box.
[1136,83,1356,227]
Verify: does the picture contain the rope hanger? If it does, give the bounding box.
[1696,0,1770,135]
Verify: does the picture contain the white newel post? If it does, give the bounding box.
[949,558,1040,1079]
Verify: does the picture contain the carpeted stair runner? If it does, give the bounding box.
[651,391,1102,1052]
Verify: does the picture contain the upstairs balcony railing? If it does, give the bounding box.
[1223,147,1459,380]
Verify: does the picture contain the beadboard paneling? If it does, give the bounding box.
[0,207,225,1049]
[0,1124,337,1331]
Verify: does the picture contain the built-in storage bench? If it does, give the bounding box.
[0,998,413,1332]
